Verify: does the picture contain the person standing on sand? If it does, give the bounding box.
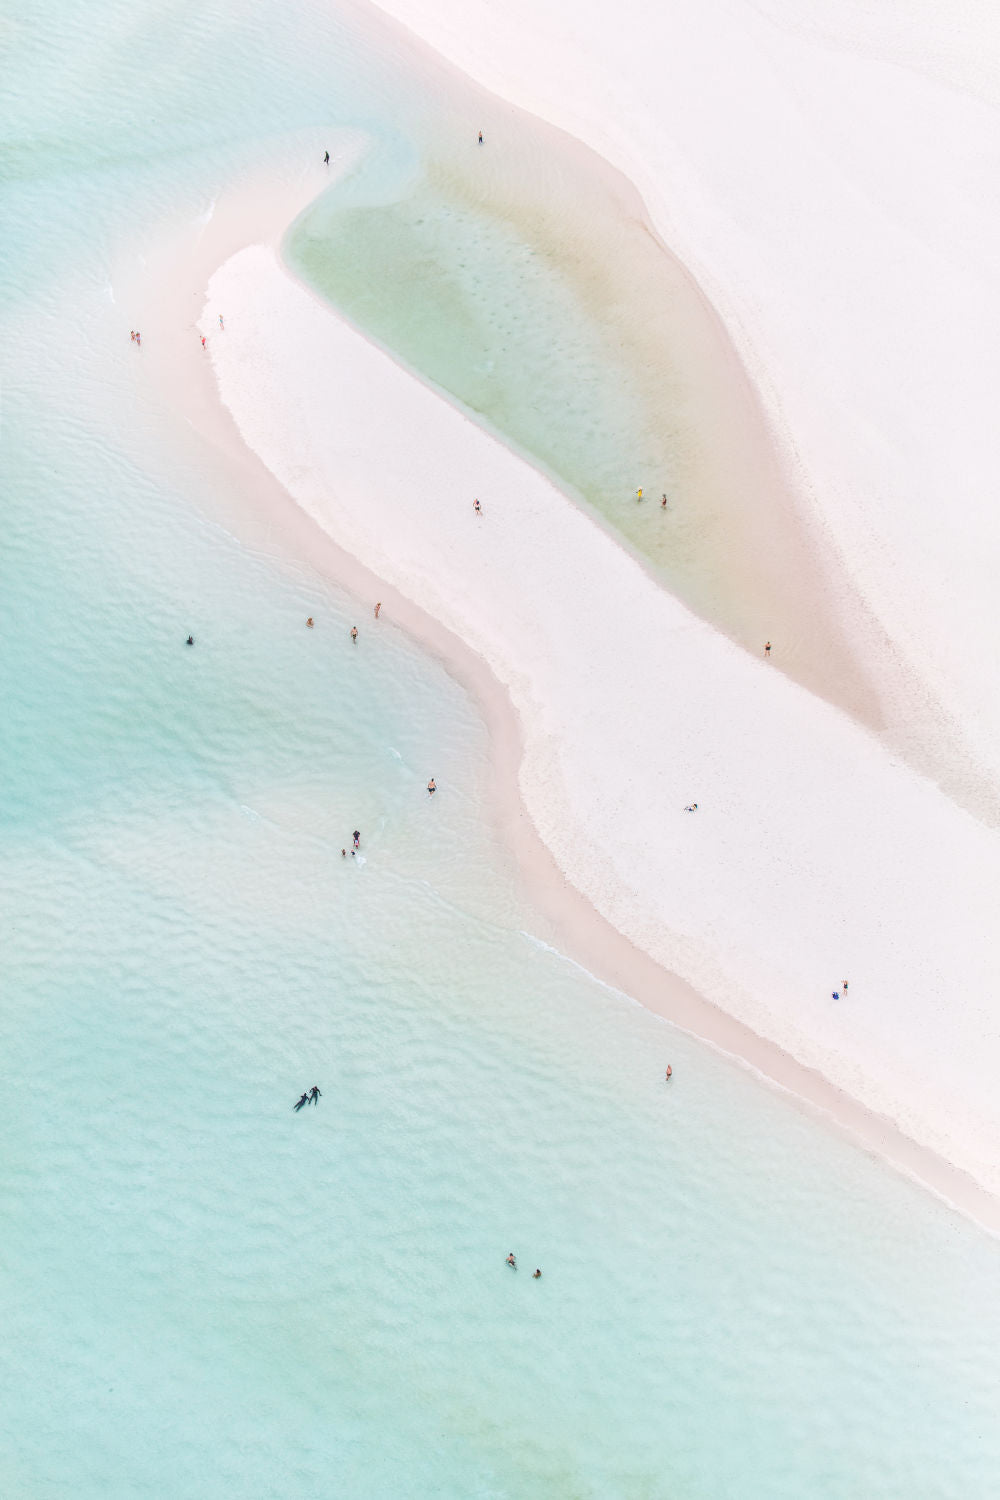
[661,494,668,508]
[506,1252,516,1268]
[764,641,771,657]
[374,601,381,618]
[306,617,314,628]
[353,830,360,849]
[218,314,224,330]
[842,979,849,993]
[478,131,483,145]
[324,150,330,164]
[201,335,206,348]
[350,625,358,643]
[665,1064,672,1081]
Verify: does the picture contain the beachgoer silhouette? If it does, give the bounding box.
[294,1092,309,1111]
[130,330,135,342]
[842,980,849,992]
[341,848,346,857]
[186,635,194,646]
[353,830,360,849]
[665,1064,672,1081]
[374,601,381,618]
[506,1252,517,1268]
[764,641,771,657]
[637,487,643,501]
[324,150,330,165]
[306,617,314,628]
[219,314,224,330]
[473,499,482,514]
[661,493,667,507]
[309,1085,321,1104]
[201,336,206,348]
[478,131,483,145]
[427,778,436,794]
[350,625,358,643]
[532,1268,541,1278]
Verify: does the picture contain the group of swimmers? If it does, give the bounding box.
[506,1253,541,1278]
[293,1085,322,1111]
[634,488,670,509]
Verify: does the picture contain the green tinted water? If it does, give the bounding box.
[2,0,1000,1495]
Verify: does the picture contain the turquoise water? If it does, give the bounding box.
[3,0,1000,1494]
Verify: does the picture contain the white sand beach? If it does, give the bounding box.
[128,0,1000,1223]
[369,0,1000,814]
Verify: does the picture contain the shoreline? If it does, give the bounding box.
[122,147,1000,1230]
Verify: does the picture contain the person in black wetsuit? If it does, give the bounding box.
[186,635,194,646]
[294,1092,309,1111]
[309,1085,321,1105]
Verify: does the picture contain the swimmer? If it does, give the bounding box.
[350,625,358,643]
[309,1085,321,1104]
[661,493,668,508]
[306,617,314,628]
[293,1091,309,1111]
[764,641,771,657]
[506,1252,517,1268]
[473,498,482,514]
[665,1064,672,1081]
[374,601,381,618]
[341,848,346,858]
[532,1268,541,1279]
[324,150,330,164]
[186,635,194,646]
[427,778,436,795]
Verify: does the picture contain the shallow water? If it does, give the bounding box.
[284,63,875,719]
[3,0,1000,1495]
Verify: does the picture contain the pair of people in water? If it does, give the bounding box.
[505,1253,541,1278]
[293,1085,322,1111]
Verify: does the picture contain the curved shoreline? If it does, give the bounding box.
[121,137,1000,1226]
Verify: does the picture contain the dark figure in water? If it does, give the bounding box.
[506,1251,516,1268]
[324,150,330,165]
[532,1268,542,1279]
[309,1085,322,1104]
[353,830,360,849]
[186,635,194,646]
[294,1092,309,1111]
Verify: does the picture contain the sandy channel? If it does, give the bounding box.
[122,138,1000,1226]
